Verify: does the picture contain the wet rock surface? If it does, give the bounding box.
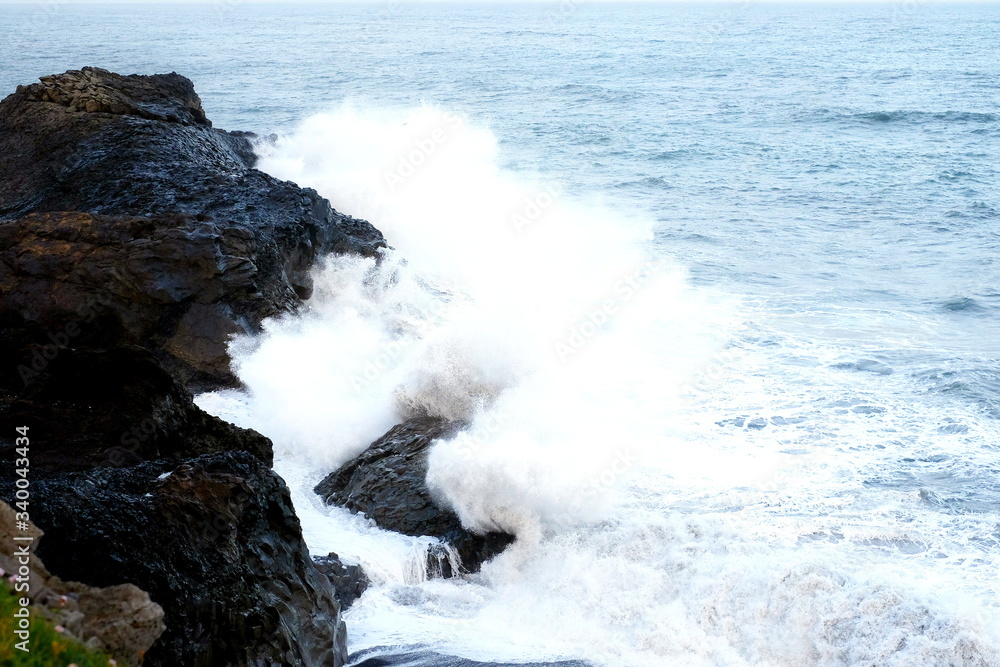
[0,333,272,475]
[316,417,517,574]
[0,67,385,388]
[13,452,347,667]
[0,69,375,665]
[313,552,370,609]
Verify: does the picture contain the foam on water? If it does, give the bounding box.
[196,104,1000,666]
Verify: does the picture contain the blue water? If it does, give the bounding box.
[4,3,1000,665]
[5,3,998,320]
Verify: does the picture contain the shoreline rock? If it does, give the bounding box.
[0,67,385,389]
[24,452,347,667]
[313,552,370,609]
[316,417,516,575]
[1,66,520,666]
[0,68,378,665]
[0,335,272,475]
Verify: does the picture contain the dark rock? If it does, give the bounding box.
[3,451,347,667]
[313,552,370,609]
[0,209,271,388]
[426,542,459,579]
[19,67,210,127]
[0,67,386,388]
[0,68,381,665]
[315,417,516,575]
[0,330,272,475]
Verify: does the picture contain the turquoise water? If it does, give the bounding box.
[4,3,1000,665]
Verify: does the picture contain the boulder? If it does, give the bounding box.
[0,331,272,475]
[12,452,347,667]
[312,552,370,609]
[0,67,386,388]
[315,417,516,574]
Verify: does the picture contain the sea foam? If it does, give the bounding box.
[195,103,1000,666]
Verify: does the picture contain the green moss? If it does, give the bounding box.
[0,584,115,667]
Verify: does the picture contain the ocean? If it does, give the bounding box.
[2,2,999,665]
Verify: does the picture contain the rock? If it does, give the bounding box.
[0,500,165,666]
[0,210,270,388]
[0,331,272,475]
[312,552,370,609]
[5,452,347,667]
[0,68,386,388]
[0,68,382,665]
[0,325,349,665]
[315,417,516,574]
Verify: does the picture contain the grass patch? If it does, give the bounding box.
[0,583,115,666]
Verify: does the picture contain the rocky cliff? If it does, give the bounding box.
[0,67,384,389]
[0,68,374,666]
[0,68,518,667]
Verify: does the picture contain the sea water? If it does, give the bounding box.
[3,2,999,665]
